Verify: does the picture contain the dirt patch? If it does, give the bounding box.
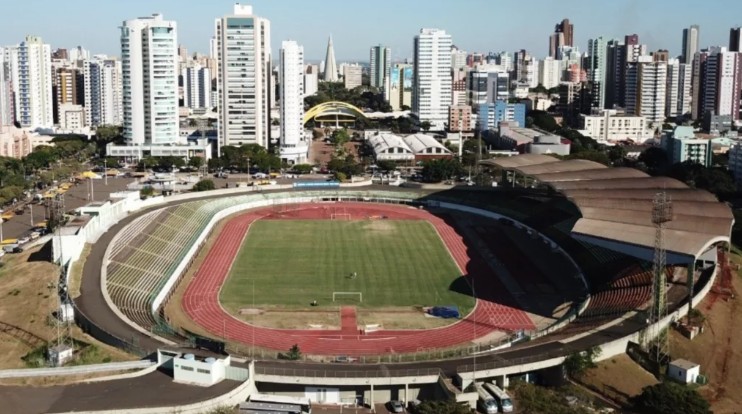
[669,251,742,413]
[357,307,456,329]
[362,220,397,233]
[0,247,136,369]
[234,309,339,330]
[580,354,659,406]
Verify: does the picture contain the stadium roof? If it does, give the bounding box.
[482,155,733,261]
[402,134,452,155]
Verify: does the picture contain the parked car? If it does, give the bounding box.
[17,237,30,245]
[387,400,404,413]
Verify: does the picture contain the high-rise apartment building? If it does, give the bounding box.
[84,57,123,127]
[704,48,742,121]
[12,36,53,128]
[468,65,509,109]
[625,56,667,125]
[279,40,307,165]
[182,64,211,110]
[0,49,14,126]
[323,36,338,82]
[120,14,179,146]
[54,68,84,125]
[665,58,692,118]
[304,64,319,97]
[343,65,362,90]
[730,27,742,52]
[387,63,412,111]
[413,28,452,131]
[587,37,608,109]
[549,19,573,59]
[539,57,561,89]
[369,45,390,89]
[215,4,272,150]
[682,25,700,65]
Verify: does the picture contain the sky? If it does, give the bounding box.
[1,0,741,62]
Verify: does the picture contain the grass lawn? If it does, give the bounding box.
[220,219,472,313]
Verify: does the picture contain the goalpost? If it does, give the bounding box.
[333,292,363,302]
[330,208,351,220]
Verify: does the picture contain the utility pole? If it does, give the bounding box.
[104,159,108,186]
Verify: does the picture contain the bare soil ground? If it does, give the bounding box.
[669,250,742,413]
[232,309,339,330]
[0,246,136,370]
[357,308,454,329]
[68,243,91,298]
[580,354,659,406]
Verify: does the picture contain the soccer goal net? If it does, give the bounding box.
[332,292,363,302]
[330,213,352,220]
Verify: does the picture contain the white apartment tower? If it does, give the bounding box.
[279,40,307,165]
[84,58,123,127]
[215,4,272,150]
[182,64,211,110]
[14,36,53,128]
[413,28,453,131]
[625,56,666,125]
[538,57,561,89]
[121,14,179,145]
[665,58,692,118]
[369,45,391,89]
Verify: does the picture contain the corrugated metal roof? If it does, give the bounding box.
[483,155,733,258]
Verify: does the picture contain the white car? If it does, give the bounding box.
[18,237,30,244]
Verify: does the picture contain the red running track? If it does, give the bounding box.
[182,203,534,356]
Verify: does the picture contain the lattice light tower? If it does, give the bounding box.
[648,192,672,363]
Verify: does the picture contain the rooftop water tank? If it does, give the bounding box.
[183,353,195,361]
[205,357,216,364]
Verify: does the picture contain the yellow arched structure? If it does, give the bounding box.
[304,101,367,125]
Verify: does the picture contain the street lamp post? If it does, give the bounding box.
[29,204,33,228]
[0,209,3,243]
[104,159,108,186]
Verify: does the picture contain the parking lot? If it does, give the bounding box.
[1,177,134,243]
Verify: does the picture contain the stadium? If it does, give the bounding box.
[21,154,730,412]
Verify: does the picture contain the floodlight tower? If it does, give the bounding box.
[648,191,672,363]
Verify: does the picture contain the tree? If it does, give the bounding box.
[192,179,215,192]
[563,346,601,378]
[421,158,463,183]
[638,147,670,175]
[415,399,471,414]
[331,129,350,148]
[375,160,397,172]
[420,121,432,132]
[140,186,155,199]
[188,156,204,170]
[529,110,559,132]
[291,164,313,174]
[632,382,711,414]
[280,344,302,360]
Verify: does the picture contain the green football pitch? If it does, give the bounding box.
[219,220,473,312]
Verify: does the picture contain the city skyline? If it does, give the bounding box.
[2,0,742,62]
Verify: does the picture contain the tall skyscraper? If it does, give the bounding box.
[467,65,509,109]
[605,39,623,108]
[0,49,14,126]
[387,63,413,111]
[181,64,211,110]
[682,25,700,64]
[12,36,53,128]
[539,57,561,89]
[550,19,573,58]
[625,56,667,124]
[413,28,452,131]
[557,19,574,47]
[587,37,608,109]
[666,58,692,118]
[279,40,307,165]
[730,27,742,52]
[369,45,391,90]
[84,57,123,127]
[701,47,742,121]
[121,14,179,146]
[215,4,272,150]
[323,36,338,82]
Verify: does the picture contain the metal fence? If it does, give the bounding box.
[254,365,441,379]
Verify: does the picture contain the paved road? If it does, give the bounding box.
[1,177,134,241]
[0,369,241,414]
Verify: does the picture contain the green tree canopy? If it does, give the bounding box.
[415,399,471,414]
[421,158,463,183]
[631,382,711,414]
[192,179,216,192]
